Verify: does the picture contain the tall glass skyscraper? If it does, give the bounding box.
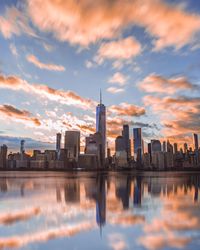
[96,90,106,162]
[133,128,142,162]
[122,124,131,160]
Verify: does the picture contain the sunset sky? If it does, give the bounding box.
[0,0,200,152]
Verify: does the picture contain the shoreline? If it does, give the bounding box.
[0,167,200,172]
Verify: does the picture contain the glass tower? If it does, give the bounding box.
[96,90,106,162]
[133,128,142,162]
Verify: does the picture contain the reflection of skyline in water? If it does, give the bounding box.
[0,172,200,250]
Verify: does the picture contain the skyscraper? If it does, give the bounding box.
[193,133,199,151]
[163,141,166,152]
[133,128,142,162]
[0,144,7,168]
[122,124,131,161]
[64,131,80,162]
[20,140,25,161]
[56,133,62,160]
[96,90,106,163]
[151,140,161,153]
[174,143,178,154]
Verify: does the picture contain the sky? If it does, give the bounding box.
[0,0,200,152]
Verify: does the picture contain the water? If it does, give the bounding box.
[0,171,199,250]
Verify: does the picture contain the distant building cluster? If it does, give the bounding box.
[0,93,200,170]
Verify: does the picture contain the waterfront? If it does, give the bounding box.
[0,171,199,250]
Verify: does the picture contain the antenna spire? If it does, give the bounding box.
[100,89,102,104]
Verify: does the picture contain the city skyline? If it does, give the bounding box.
[0,0,200,152]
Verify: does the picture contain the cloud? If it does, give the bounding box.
[9,43,18,56]
[107,87,125,94]
[0,207,40,225]
[95,37,141,64]
[0,104,41,126]
[0,74,96,110]
[108,72,128,86]
[25,0,200,50]
[109,103,145,117]
[26,54,65,72]
[0,6,37,38]
[139,74,197,94]
[0,221,95,249]
[85,60,94,69]
[0,135,54,152]
[143,95,200,143]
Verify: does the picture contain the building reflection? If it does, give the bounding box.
[133,176,142,206]
[115,175,131,209]
[64,179,80,203]
[0,172,199,227]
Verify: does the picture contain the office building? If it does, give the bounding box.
[96,90,106,163]
[64,131,80,162]
[85,132,103,167]
[56,133,61,160]
[115,136,127,167]
[152,151,165,169]
[151,140,161,153]
[133,128,142,162]
[193,133,199,151]
[20,140,25,161]
[122,124,131,160]
[0,145,7,168]
[184,143,188,153]
[163,141,166,152]
[174,143,178,154]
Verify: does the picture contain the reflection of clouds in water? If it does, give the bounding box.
[108,233,128,250]
[0,221,95,249]
[0,207,40,225]
[138,233,191,250]
[109,214,145,227]
[0,172,199,250]
[138,186,200,249]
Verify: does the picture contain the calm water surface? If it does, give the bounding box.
[0,171,200,250]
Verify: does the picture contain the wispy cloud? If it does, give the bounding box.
[107,87,125,94]
[0,74,96,110]
[9,43,18,56]
[0,6,37,39]
[109,103,145,117]
[0,104,41,127]
[26,54,65,72]
[108,72,128,86]
[95,37,141,64]
[139,74,197,94]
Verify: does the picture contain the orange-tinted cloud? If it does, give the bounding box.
[139,74,197,94]
[26,0,200,50]
[109,103,145,117]
[95,37,141,64]
[0,104,41,126]
[26,54,65,71]
[143,95,200,145]
[0,74,96,110]
[0,6,36,38]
